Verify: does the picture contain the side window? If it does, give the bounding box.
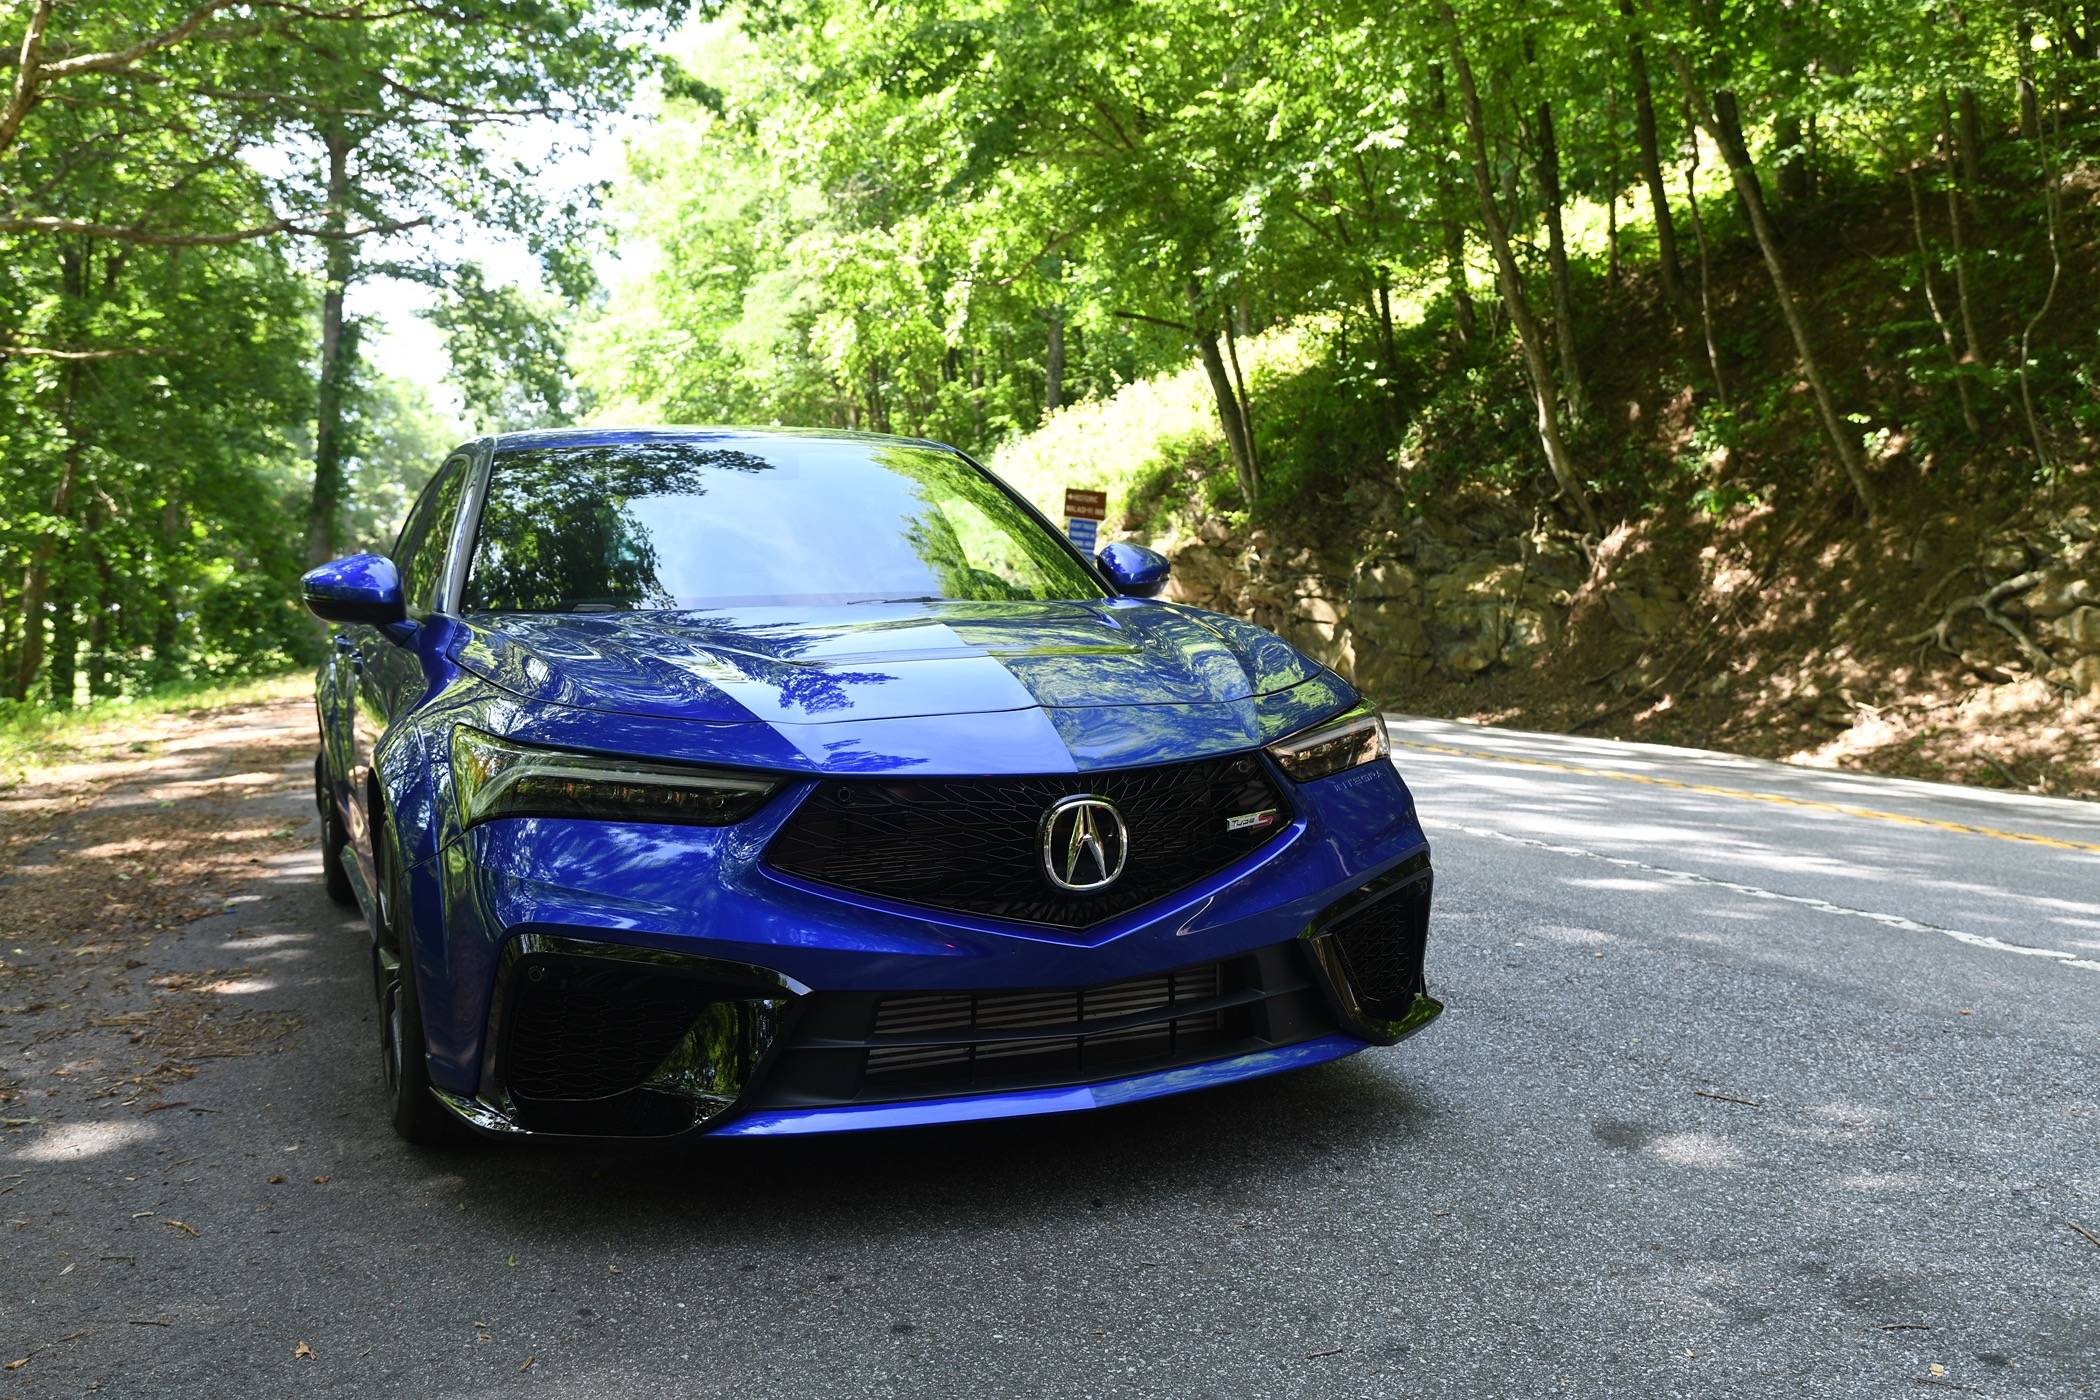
[392,455,470,615]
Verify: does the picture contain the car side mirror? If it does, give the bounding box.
[1097,541,1171,598]
[301,553,408,629]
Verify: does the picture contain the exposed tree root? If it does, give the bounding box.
[1901,567,2064,690]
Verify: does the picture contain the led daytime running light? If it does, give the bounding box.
[451,726,777,828]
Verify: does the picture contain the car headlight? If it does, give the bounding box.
[450,726,779,829]
[1265,704,1389,783]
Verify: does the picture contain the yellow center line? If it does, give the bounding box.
[1390,739,2100,856]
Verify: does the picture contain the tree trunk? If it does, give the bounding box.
[151,501,183,686]
[47,568,76,710]
[12,261,85,702]
[1442,221,1476,346]
[1365,272,1405,432]
[1683,160,1726,407]
[1623,8,1689,316]
[1043,304,1065,414]
[1773,2,1811,203]
[304,125,354,566]
[1775,113,1811,202]
[1223,313,1260,491]
[1902,164,1981,433]
[1606,74,1622,289]
[1374,273,1398,380]
[1956,88,1983,187]
[1441,5,1601,535]
[2018,20,2040,139]
[1194,327,1258,502]
[1680,70,1875,516]
[1428,62,1478,348]
[1938,92,1988,387]
[1532,88,1587,425]
[2017,88,2064,474]
[1713,90,1753,172]
[85,539,113,700]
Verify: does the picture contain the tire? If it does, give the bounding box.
[315,754,357,908]
[373,822,471,1147]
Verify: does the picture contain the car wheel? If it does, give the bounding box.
[314,754,356,908]
[373,827,470,1147]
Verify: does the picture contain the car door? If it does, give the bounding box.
[348,452,472,879]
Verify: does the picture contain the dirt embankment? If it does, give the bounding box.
[1161,486,2100,800]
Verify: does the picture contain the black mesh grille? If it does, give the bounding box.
[864,964,1226,1086]
[1329,872,1431,1012]
[503,960,708,1101]
[765,754,1290,929]
[752,943,1338,1109]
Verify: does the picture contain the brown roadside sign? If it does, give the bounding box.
[1063,488,1108,521]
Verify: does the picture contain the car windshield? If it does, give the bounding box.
[462,437,1106,612]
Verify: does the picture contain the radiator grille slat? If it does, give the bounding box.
[749,942,1344,1111]
[861,963,1227,1083]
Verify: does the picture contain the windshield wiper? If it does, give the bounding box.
[846,595,949,605]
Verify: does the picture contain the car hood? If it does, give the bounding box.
[446,600,1354,775]
[454,599,1320,724]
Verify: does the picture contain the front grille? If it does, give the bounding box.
[765,754,1291,929]
[1328,866,1432,1014]
[750,943,1336,1109]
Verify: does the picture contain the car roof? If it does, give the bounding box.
[485,426,960,456]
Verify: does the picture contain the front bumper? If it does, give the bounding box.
[408,756,1439,1141]
[427,861,1438,1142]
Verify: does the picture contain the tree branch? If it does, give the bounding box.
[0,213,434,245]
[0,0,55,157]
[1113,309,1194,334]
[990,226,1078,289]
[33,0,240,84]
[0,344,179,360]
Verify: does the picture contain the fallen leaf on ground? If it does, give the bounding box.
[267,1175,284,1185]
[519,1355,535,1373]
[1930,1363,1947,1376]
[161,1219,198,1237]
[5,1357,27,1370]
[311,1175,331,1185]
[295,1341,314,1360]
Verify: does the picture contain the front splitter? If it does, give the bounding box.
[710,1030,1380,1138]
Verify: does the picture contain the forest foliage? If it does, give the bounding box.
[5,0,2100,713]
[0,0,674,707]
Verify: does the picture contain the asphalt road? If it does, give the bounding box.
[5,711,2098,1397]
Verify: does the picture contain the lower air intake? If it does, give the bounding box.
[751,942,1338,1108]
[1327,867,1432,1016]
[864,964,1226,1085]
[493,949,786,1136]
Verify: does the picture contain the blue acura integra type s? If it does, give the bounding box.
[300,428,1438,1144]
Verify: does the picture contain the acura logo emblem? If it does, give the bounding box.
[1040,794,1129,892]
